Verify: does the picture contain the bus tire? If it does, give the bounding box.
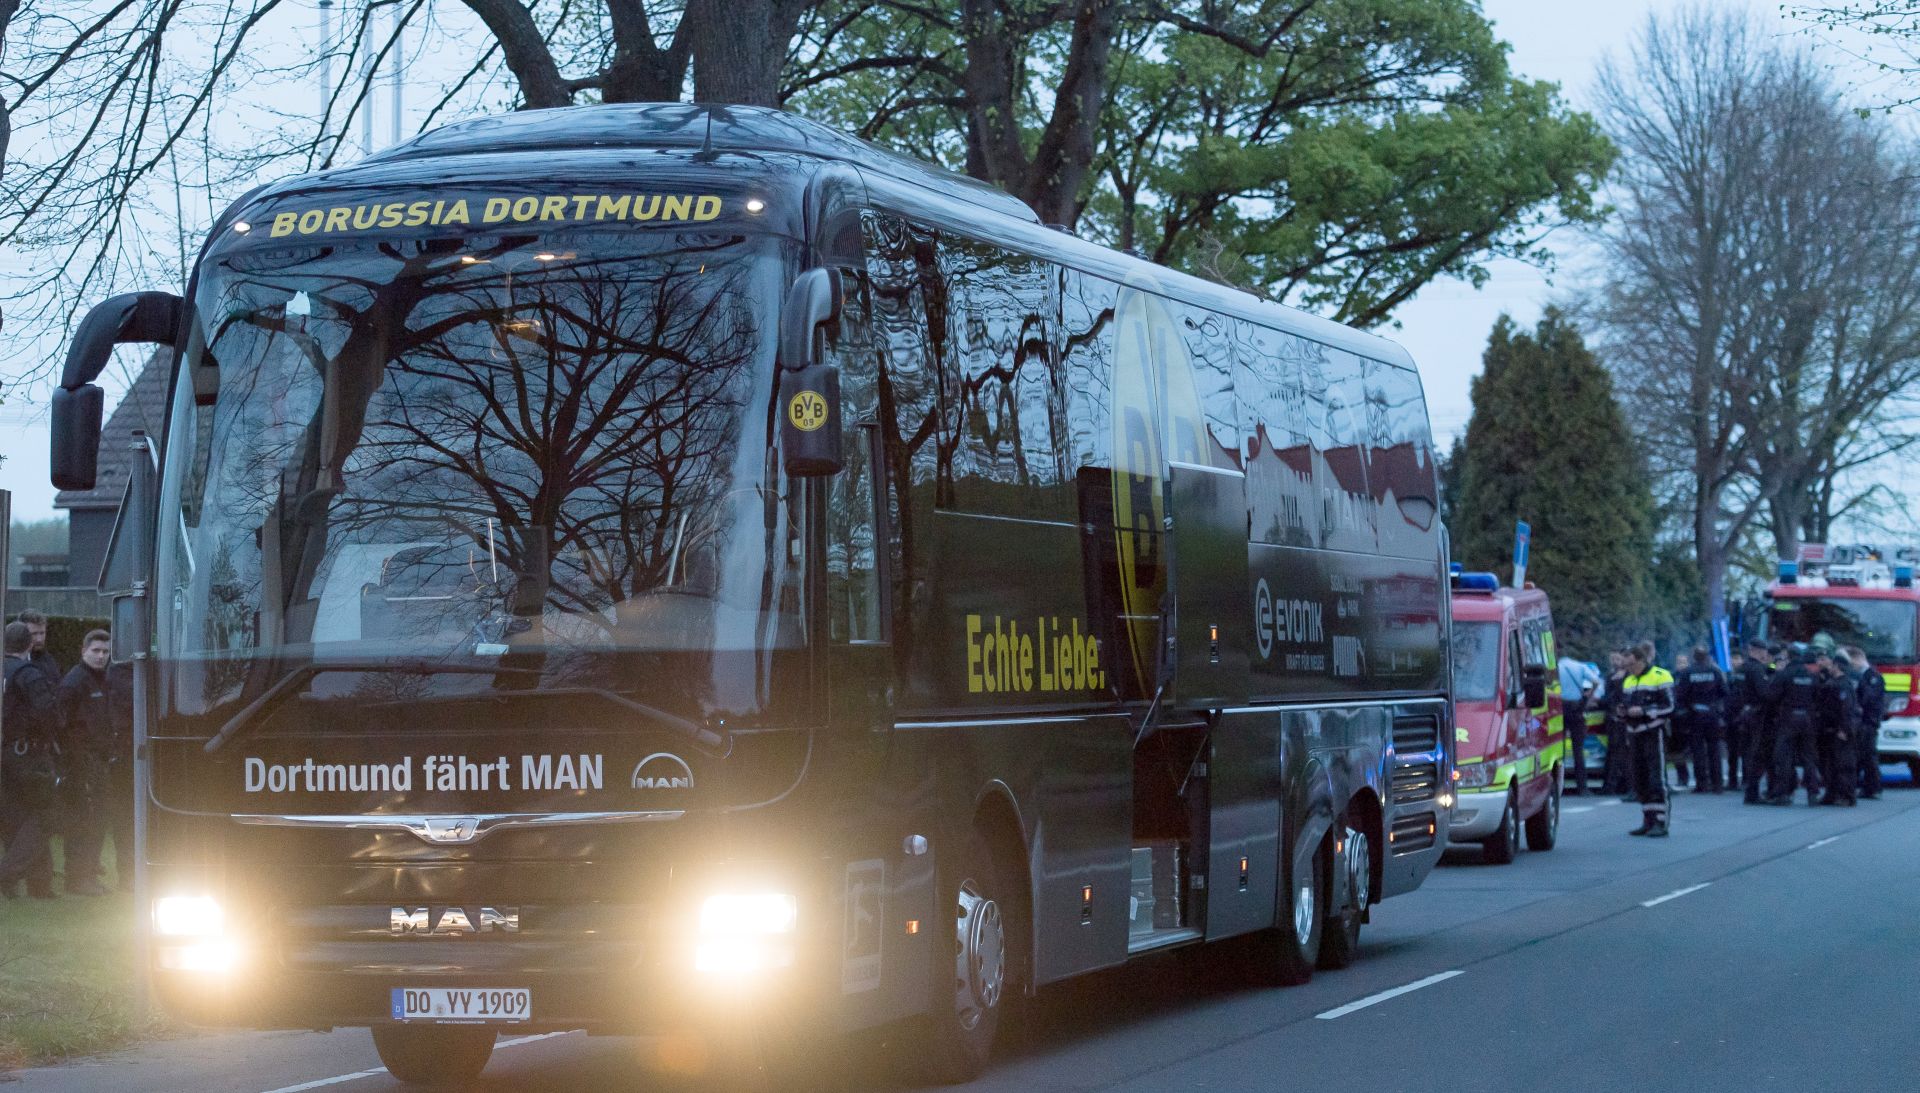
[1482,787,1518,864]
[1317,824,1370,971]
[918,832,1018,1085]
[1525,769,1561,851]
[370,1025,494,1087]
[1261,830,1328,986]
[1907,758,1920,785]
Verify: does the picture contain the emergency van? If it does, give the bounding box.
[1446,573,1565,863]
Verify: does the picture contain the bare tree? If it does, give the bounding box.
[0,0,810,393]
[1592,6,1920,620]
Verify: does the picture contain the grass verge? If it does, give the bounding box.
[0,840,165,1069]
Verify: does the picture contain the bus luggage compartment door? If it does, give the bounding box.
[1167,461,1250,709]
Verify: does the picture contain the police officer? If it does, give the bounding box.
[1737,640,1776,804]
[1726,651,1747,789]
[57,630,115,896]
[14,610,61,683]
[1559,657,1601,795]
[1678,644,1728,794]
[1,621,62,898]
[1768,645,1823,806]
[1847,646,1886,800]
[1620,644,1676,837]
[1814,650,1859,806]
[1603,649,1635,798]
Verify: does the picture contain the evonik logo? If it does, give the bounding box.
[631,752,694,791]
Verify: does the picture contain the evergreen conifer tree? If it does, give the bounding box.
[1451,309,1654,655]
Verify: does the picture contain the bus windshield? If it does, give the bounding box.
[1765,598,1918,663]
[156,229,804,721]
[1451,621,1501,701]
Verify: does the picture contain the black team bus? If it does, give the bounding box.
[49,105,1451,1087]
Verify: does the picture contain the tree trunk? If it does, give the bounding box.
[459,0,574,109]
[1018,0,1116,227]
[1696,483,1727,627]
[688,0,811,107]
[1768,493,1805,564]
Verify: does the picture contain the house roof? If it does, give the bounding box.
[52,348,170,511]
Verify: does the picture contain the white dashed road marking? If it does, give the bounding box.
[1806,836,1841,850]
[1315,970,1464,1020]
[1641,883,1710,908]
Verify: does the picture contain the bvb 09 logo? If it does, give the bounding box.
[788,390,830,432]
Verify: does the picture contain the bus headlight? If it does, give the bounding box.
[153,895,239,973]
[695,892,797,976]
[154,894,225,937]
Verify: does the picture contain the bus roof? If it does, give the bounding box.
[367,102,1037,225]
[233,103,1420,374]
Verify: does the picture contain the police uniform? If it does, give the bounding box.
[1678,661,1729,793]
[1768,654,1823,805]
[1857,664,1887,799]
[58,662,116,895]
[1,652,62,896]
[1737,652,1775,803]
[1621,663,1677,836]
[1815,663,1859,805]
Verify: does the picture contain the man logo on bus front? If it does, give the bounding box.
[632,752,694,791]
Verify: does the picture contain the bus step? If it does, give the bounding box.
[1127,926,1204,955]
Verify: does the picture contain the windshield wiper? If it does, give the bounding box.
[202,661,727,755]
[204,661,533,755]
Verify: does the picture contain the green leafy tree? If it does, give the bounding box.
[787,0,1615,327]
[1451,310,1654,655]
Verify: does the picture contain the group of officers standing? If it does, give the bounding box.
[0,612,132,899]
[1565,638,1892,838]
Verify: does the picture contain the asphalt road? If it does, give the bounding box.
[12,775,1919,1093]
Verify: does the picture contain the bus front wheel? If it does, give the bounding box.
[918,832,1021,1085]
[370,1025,494,1087]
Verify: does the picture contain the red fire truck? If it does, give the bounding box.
[1762,546,1920,778]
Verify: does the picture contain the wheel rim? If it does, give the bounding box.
[1548,777,1560,836]
[1293,879,1316,945]
[953,879,1005,1032]
[1346,828,1371,913]
[1507,792,1519,843]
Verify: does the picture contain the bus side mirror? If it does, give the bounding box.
[1522,665,1547,710]
[778,269,845,478]
[50,291,183,491]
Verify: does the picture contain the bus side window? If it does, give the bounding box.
[936,234,1068,520]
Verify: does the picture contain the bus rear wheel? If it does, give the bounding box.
[1260,830,1328,986]
[370,1025,494,1087]
[1317,824,1371,971]
[917,832,1020,1085]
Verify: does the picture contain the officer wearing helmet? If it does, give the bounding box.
[1767,644,1823,806]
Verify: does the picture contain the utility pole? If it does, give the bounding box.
[318,1,333,124]
[390,5,404,146]
[360,6,375,155]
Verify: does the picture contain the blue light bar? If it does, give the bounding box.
[1778,561,1799,585]
[1449,562,1464,575]
[1451,571,1499,594]
[1896,565,1915,589]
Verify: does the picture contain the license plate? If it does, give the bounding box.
[390,987,530,1023]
